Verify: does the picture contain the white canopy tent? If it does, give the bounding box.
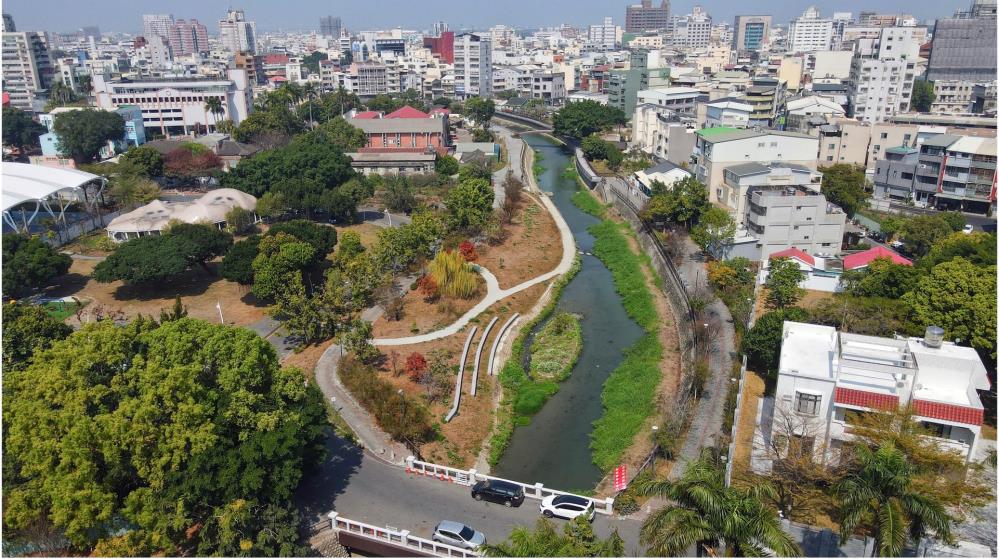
[1,163,106,233]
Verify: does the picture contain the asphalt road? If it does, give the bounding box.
[295,434,645,554]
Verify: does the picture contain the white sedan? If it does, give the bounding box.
[539,494,595,521]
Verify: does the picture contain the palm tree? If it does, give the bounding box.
[302,82,319,127]
[204,97,224,132]
[282,82,304,107]
[836,443,952,557]
[483,517,623,557]
[638,457,800,557]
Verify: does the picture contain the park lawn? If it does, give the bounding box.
[43,299,87,321]
[332,222,383,250]
[48,258,269,327]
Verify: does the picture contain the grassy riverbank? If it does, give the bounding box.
[573,188,665,472]
[529,312,583,381]
[488,257,581,466]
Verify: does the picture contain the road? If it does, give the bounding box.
[294,435,645,555]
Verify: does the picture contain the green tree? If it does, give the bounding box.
[167,223,234,267]
[765,256,806,309]
[553,100,626,140]
[254,191,287,219]
[310,86,362,122]
[232,104,304,143]
[251,233,316,300]
[266,219,338,265]
[52,109,125,162]
[911,80,936,113]
[300,51,328,76]
[2,106,47,151]
[341,318,380,363]
[690,206,736,259]
[936,211,966,233]
[204,96,224,131]
[1,234,72,298]
[819,164,870,217]
[465,96,496,127]
[742,307,810,378]
[220,235,261,285]
[918,231,996,270]
[842,257,921,299]
[836,443,952,556]
[581,134,611,161]
[901,257,996,356]
[119,145,164,176]
[372,210,444,272]
[638,457,800,556]
[1,302,72,370]
[458,160,492,182]
[898,215,956,257]
[383,174,417,213]
[159,295,188,322]
[2,318,327,554]
[641,176,710,228]
[436,154,460,176]
[92,225,231,284]
[445,177,495,232]
[333,230,366,265]
[225,206,256,233]
[484,517,624,557]
[304,116,367,151]
[108,162,161,209]
[809,294,917,337]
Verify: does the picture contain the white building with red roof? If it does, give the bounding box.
[759,322,990,468]
[841,245,912,270]
[759,245,913,293]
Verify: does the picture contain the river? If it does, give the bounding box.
[492,134,644,492]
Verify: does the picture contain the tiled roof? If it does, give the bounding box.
[384,106,430,119]
[835,387,899,410]
[352,111,380,119]
[770,247,815,266]
[913,399,984,426]
[842,246,912,270]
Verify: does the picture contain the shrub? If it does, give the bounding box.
[405,352,428,382]
[339,356,436,445]
[416,274,439,301]
[429,250,478,299]
[458,240,478,262]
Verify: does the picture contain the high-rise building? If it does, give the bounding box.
[432,21,449,37]
[168,19,209,56]
[423,31,454,64]
[671,6,712,49]
[454,32,492,98]
[588,17,618,49]
[144,35,172,69]
[2,30,53,110]
[732,15,771,52]
[2,13,15,32]
[625,0,669,32]
[787,6,833,53]
[848,27,922,123]
[142,14,174,40]
[831,12,852,47]
[319,16,341,38]
[219,8,256,54]
[926,0,997,82]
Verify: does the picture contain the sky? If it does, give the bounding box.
[4,0,960,35]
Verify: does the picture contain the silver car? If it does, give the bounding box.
[433,520,486,550]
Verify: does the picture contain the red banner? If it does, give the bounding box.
[613,465,627,492]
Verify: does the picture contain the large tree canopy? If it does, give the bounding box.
[552,100,626,140]
[2,234,72,299]
[818,164,869,217]
[1,302,72,371]
[52,109,125,162]
[2,318,327,555]
[2,106,47,151]
[92,224,232,284]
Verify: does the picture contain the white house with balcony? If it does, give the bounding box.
[704,97,752,128]
[758,322,990,470]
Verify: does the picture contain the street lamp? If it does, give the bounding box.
[651,425,659,472]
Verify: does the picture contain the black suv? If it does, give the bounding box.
[471,479,525,507]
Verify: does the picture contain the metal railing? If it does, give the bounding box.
[405,456,615,514]
[328,511,480,558]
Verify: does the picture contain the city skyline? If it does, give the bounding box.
[4,0,962,35]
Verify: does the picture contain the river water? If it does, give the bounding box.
[492,134,643,492]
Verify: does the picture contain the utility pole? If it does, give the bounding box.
[216,301,225,324]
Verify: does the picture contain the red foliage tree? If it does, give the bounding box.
[416,274,438,301]
[458,240,478,262]
[164,147,222,180]
[405,352,428,382]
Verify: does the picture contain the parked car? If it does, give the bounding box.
[539,494,595,521]
[470,479,525,507]
[962,224,975,234]
[433,520,486,550]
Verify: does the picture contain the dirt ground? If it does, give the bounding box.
[731,370,766,476]
[754,287,834,318]
[476,193,561,288]
[46,259,269,327]
[371,276,485,338]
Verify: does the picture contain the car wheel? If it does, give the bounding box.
[474,493,483,501]
[543,510,554,518]
[504,500,513,507]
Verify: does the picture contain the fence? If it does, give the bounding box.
[494,110,553,130]
[404,456,615,514]
[36,209,125,248]
[444,326,479,423]
[724,354,749,487]
[327,511,480,558]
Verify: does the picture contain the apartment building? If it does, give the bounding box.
[219,9,256,55]
[142,14,174,41]
[530,72,566,106]
[631,104,697,166]
[625,0,670,32]
[2,30,53,111]
[704,97,752,128]
[930,80,995,114]
[168,19,209,56]
[873,146,920,202]
[636,87,700,115]
[787,6,833,53]
[847,27,922,123]
[744,77,785,126]
[588,17,618,50]
[454,33,492,98]
[93,70,253,135]
[732,15,771,52]
[765,322,989,464]
[423,31,454,64]
[607,65,670,117]
[693,128,819,211]
[234,51,265,85]
[785,96,846,133]
[319,16,342,38]
[671,6,712,49]
[731,164,845,258]
[817,120,918,169]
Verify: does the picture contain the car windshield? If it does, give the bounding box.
[458,526,475,540]
[553,495,588,507]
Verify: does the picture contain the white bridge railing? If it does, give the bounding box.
[405,456,615,514]
[328,511,481,558]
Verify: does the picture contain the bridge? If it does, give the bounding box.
[494,110,553,132]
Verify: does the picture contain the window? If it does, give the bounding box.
[880,132,888,139]
[827,156,834,161]
[795,392,821,415]
[828,143,835,149]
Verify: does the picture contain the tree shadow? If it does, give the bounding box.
[111,266,217,300]
[41,273,90,298]
[293,430,364,524]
